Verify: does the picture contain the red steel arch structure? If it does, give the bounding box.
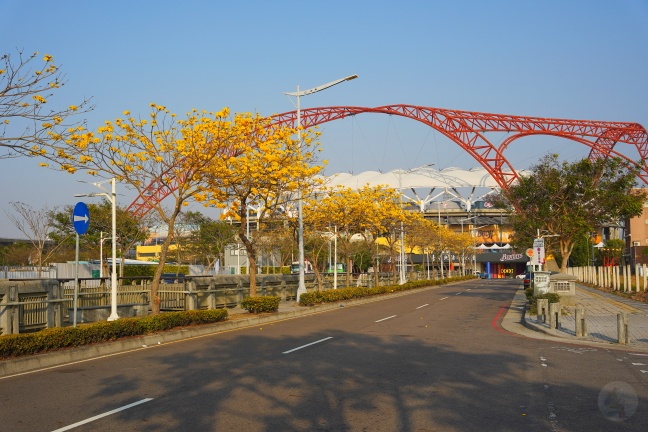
[127,104,648,217]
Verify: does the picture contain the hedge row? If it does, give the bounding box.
[241,296,281,313]
[0,308,228,359]
[299,275,476,306]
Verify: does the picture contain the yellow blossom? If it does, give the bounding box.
[43,54,53,62]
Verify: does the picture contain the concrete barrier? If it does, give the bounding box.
[537,298,548,324]
[617,313,629,344]
[575,306,587,337]
[548,302,561,330]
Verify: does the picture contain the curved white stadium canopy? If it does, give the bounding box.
[326,166,507,189]
[322,166,527,212]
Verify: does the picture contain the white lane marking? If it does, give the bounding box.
[632,363,647,366]
[416,304,429,309]
[455,292,462,295]
[630,353,648,357]
[439,297,449,301]
[541,363,548,367]
[467,289,472,291]
[641,370,648,374]
[52,398,153,431]
[282,337,333,354]
[375,315,397,323]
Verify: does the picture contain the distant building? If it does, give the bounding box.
[626,190,648,267]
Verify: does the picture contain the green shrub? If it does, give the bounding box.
[0,308,228,359]
[524,287,534,302]
[299,275,474,306]
[241,296,281,313]
[528,292,561,314]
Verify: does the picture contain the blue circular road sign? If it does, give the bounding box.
[73,202,90,235]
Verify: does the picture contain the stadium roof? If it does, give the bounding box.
[322,166,527,211]
[325,166,523,190]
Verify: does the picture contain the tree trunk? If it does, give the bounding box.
[313,264,323,291]
[559,239,575,273]
[345,252,351,287]
[149,210,179,315]
[248,252,258,296]
[238,202,258,296]
[150,234,174,315]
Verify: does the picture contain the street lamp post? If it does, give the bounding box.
[285,74,358,301]
[75,177,119,321]
[394,164,435,284]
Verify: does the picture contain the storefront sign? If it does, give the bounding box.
[500,253,524,262]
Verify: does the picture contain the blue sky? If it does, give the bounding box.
[1,0,647,238]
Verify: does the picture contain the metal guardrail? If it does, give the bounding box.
[0,271,457,335]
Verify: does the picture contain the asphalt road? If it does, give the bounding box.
[1,279,647,431]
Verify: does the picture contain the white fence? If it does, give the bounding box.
[566,264,648,292]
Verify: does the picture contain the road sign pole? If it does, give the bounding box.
[71,202,90,327]
[73,233,79,327]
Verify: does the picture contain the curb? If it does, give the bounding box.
[511,289,648,353]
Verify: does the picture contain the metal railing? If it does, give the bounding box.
[0,270,457,335]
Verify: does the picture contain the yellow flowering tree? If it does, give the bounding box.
[201,113,323,296]
[449,230,476,275]
[404,216,437,276]
[48,105,266,314]
[305,185,407,287]
[0,49,92,160]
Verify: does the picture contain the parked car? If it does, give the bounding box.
[523,272,533,289]
[516,272,527,279]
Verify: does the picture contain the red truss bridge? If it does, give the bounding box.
[127,104,648,218]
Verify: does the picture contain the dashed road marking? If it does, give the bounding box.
[52,398,153,431]
[282,337,333,354]
[375,315,397,323]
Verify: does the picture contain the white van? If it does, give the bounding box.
[290,260,314,274]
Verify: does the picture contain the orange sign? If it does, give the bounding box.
[525,248,534,257]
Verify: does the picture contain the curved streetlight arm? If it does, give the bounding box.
[285,74,358,97]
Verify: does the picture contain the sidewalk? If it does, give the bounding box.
[517,284,648,351]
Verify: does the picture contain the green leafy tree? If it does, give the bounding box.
[49,202,150,275]
[182,211,237,271]
[493,154,646,271]
[0,242,33,266]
